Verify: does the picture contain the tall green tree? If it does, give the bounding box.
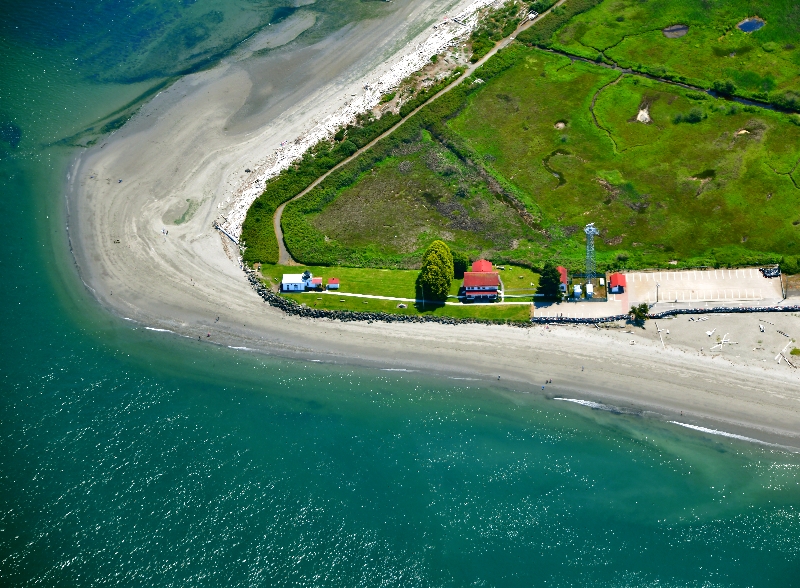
[452,250,469,279]
[537,261,563,300]
[418,240,454,301]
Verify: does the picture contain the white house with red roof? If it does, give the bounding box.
[327,277,340,290]
[463,259,501,301]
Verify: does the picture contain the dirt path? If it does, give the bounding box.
[273,0,569,265]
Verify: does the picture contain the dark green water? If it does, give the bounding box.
[2,1,800,585]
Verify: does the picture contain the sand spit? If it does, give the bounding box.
[67,0,800,447]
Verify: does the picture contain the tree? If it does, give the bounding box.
[629,303,649,325]
[537,262,563,300]
[418,240,454,301]
[452,250,469,279]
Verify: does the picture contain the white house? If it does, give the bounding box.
[281,274,306,291]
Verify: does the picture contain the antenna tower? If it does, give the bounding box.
[584,223,600,279]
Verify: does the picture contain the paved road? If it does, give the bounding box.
[274,0,568,264]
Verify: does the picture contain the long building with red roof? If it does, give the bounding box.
[463,260,501,301]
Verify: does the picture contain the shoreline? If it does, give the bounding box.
[65,0,800,450]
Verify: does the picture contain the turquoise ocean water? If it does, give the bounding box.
[1,1,799,585]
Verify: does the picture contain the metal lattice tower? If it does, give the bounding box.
[584,223,600,279]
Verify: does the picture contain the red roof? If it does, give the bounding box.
[557,266,568,284]
[609,273,626,288]
[463,272,500,287]
[311,277,323,284]
[471,259,493,272]
[328,277,340,284]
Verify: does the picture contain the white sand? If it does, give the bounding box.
[67,0,800,448]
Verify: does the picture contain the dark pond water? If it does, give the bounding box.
[738,18,765,33]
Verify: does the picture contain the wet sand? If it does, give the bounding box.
[67,0,800,448]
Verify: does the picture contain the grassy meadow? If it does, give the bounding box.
[448,49,800,268]
[284,129,541,268]
[540,0,800,109]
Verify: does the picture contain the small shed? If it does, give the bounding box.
[556,266,568,292]
[586,283,594,298]
[573,284,582,298]
[471,259,493,273]
[609,273,626,294]
[327,277,340,290]
[311,277,323,289]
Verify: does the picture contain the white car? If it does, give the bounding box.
[529,11,539,20]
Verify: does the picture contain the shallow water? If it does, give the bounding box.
[1,0,800,585]
[737,18,765,33]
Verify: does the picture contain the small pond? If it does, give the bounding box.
[737,17,765,33]
[662,24,689,38]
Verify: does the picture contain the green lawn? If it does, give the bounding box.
[545,0,800,108]
[282,291,532,321]
[257,263,537,320]
[258,264,523,298]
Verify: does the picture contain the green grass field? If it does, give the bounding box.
[544,0,800,109]
[258,263,539,298]
[448,49,800,268]
[286,129,541,267]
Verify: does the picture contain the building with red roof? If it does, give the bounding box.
[326,277,340,290]
[463,271,501,301]
[471,259,493,272]
[556,266,568,292]
[609,273,626,294]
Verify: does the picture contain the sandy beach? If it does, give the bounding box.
[67,0,800,449]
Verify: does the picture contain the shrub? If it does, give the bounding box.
[537,261,563,300]
[452,250,469,278]
[685,91,708,101]
[712,79,737,96]
[380,92,396,104]
[517,0,603,47]
[417,240,454,300]
[629,302,649,325]
[673,107,704,124]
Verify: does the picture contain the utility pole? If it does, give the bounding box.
[584,223,600,280]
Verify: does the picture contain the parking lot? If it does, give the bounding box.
[622,268,784,305]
